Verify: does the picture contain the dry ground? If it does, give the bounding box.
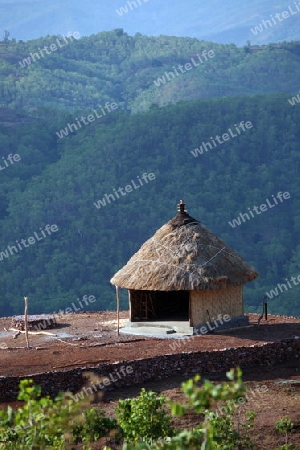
[0,312,299,449]
[0,312,299,377]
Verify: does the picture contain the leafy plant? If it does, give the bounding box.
[275,417,295,449]
[275,446,296,450]
[205,408,256,449]
[0,379,79,449]
[119,368,257,449]
[72,406,119,443]
[116,388,174,443]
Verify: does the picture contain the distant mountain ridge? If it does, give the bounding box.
[0,0,300,45]
[1,32,300,115]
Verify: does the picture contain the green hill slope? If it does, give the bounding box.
[1,32,300,114]
[0,95,299,317]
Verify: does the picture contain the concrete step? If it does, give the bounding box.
[120,320,194,337]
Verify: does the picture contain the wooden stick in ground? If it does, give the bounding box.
[24,296,29,348]
[8,327,57,336]
[116,286,120,336]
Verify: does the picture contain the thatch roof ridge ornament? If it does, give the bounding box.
[110,201,258,291]
[178,199,186,213]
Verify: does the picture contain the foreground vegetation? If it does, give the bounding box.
[0,370,296,449]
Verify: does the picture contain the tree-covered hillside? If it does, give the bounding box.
[1,31,300,114]
[0,95,299,317]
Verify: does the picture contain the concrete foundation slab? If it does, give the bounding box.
[120,320,193,338]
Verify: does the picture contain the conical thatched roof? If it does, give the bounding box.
[110,203,258,291]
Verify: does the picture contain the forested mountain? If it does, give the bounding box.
[0,30,299,317]
[1,0,300,45]
[0,94,299,317]
[1,31,300,114]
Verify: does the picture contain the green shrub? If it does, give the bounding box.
[0,379,78,449]
[275,417,295,449]
[72,406,119,443]
[119,368,256,449]
[204,409,256,449]
[116,388,174,444]
[275,446,296,450]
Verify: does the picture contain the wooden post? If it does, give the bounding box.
[128,290,131,321]
[116,287,120,336]
[264,301,268,321]
[24,296,29,348]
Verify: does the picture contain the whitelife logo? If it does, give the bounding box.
[0,153,21,172]
[191,121,253,157]
[288,90,300,106]
[72,365,133,402]
[265,274,300,299]
[228,191,291,228]
[116,0,150,16]
[208,384,268,420]
[169,314,231,352]
[94,172,156,209]
[153,50,215,87]
[34,295,97,331]
[0,224,58,261]
[18,32,80,68]
[56,102,118,139]
[250,2,300,35]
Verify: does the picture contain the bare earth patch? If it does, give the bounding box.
[0,312,299,449]
[0,312,299,377]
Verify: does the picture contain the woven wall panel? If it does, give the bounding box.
[190,286,243,326]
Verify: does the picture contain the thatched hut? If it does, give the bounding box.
[110,201,258,333]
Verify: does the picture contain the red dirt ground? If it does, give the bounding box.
[0,312,299,377]
[0,312,299,449]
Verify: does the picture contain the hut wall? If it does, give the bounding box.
[190,285,243,327]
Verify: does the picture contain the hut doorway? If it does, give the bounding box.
[130,290,189,322]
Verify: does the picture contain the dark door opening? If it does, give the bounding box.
[130,290,189,321]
